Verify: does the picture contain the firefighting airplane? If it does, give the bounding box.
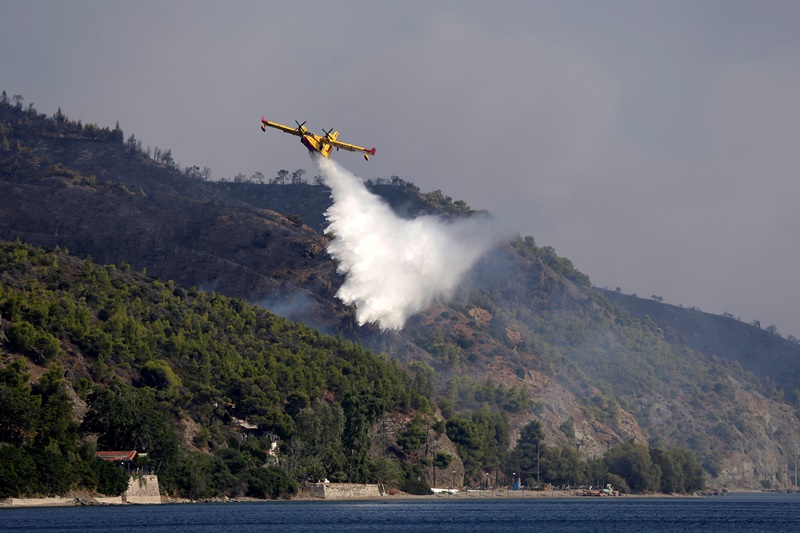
[260,116,376,161]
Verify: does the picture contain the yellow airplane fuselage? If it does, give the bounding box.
[300,131,339,159]
[261,116,376,161]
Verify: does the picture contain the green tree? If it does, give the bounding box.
[342,392,385,483]
[651,447,705,493]
[584,457,609,489]
[175,451,236,499]
[110,121,124,144]
[672,448,706,492]
[446,417,486,477]
[471,407,510,474]
[409,360,434,398]
[370,456,403,488]
[397,417,426,454]
[94,457,129,495]
[274,169,289,185]
[399,463,433,495]
[284,401,345,482]
[604,440,661,493]
[140,359,182,391]
[246,466,297,499]
[6,322,59,360]
[214,447,248,476]
[540,445,583,487]
[35,440,76,495]
[0,358,38,443]
[7,321,36,355]
[33,364,77,451]
[510,420,545,484]
[0,443,37,497]
[35,332,61,360]
[291,169,306,184]
[283,391,310,419]
[559,417,576,443]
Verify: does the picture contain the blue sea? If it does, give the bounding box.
[1,493,798,532]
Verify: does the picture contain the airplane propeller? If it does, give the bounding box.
[294,120,307,132]
[322,128,333,139]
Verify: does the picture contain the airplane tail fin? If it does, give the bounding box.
[261,116,268,132]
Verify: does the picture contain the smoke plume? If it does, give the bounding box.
[317,157,499,331]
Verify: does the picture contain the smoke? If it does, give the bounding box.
[316,156,500,331]
[257,288,316,325]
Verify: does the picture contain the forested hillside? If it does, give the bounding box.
[1,240,709,498]
[0,240,432,497]
[2,94,799,493]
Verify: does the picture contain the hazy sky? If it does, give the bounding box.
[3,1,800,336]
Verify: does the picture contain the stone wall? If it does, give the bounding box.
[124,474,161,504]
[305,483,383,499]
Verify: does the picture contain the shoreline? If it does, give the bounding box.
[1,489,711,508]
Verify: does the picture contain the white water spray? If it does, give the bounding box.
[317,157,498,330]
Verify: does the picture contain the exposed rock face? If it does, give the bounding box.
[468,307,493,326]
[513,368,647,457]
[370,412,465,488]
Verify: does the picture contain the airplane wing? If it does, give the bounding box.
[328,138,377,158]
[261,116,305,137]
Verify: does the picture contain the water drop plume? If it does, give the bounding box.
[316,157,499,331]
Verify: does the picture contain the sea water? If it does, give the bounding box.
[0,493,797,532]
